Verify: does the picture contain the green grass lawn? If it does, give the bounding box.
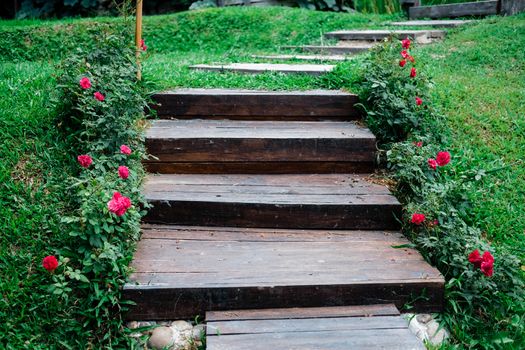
[0,7,524,348]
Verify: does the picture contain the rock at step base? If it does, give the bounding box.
[127,320,203,350]
[405,313,450,346]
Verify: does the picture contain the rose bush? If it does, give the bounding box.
[359,37,525,348]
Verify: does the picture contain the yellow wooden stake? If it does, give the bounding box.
[135,0,143,80]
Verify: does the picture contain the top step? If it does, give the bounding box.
[324,29,446,41]
[390,19,475,28]
[151,89,361,120]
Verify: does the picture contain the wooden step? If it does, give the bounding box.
[251,54,351,62]
[123,226,444,319]
[142,174,401,229]
[409,0,498,19]
[324,29,446,41]
[390,19,475,27]
[206,305,425,350]
[283,45,373,54]
[145,120,377,174]
[151,89,360,120]
[189,63,334,76]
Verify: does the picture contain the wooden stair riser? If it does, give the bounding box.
[143,200,401,230]
[151,89,360,120]
[409,0,498,19]
[123,282,444,320]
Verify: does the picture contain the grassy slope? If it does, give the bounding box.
[420,15,525,261]
[0,63,85,348]
[0,7,524,347]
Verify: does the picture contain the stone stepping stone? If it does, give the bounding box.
[251,54,351,61]
[189,63,334,76]
[390,19,475,27]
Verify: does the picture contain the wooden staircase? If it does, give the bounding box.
[124,89,444,347]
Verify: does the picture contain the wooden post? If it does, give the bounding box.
[135,0,143,80]
[499,0,525,15]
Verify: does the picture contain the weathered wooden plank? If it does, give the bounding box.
[409,0,498,19]
[151,89,360,119]
[205,304,400,321]
[206,328,425,350]
[390,19,475,27]
[189,63,334,76]
[144,161,375,174]
[142,174,401,229]
[207,315,408,335]
[123,281,444,320]
[500,0,525,15]
[324,29,446,40]
[140,225,405,243]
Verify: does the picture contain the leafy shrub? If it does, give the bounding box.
[43,24,149,347]
[359,38,525,348]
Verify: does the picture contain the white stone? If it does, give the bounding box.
[405,313,449,346]
[170,320,193,332]
[192,324,206,341]
[148,326,174,349]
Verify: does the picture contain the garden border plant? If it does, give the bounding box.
[358,37,525,348]
[40,23,151,347]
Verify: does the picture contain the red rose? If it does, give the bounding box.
[118,165,129,179]
[468,249,483,268]
[77,154,92,168]
[436,151,451,166]
[428,158,438,170]
[42,255,58,272]
[140,39,147,51]
[481,251,494,277]
[402,38,411,49]
[79,77,91,90]
[408,55,415,63]
[399,59,407,67]
[411,213,426,225]
[94,91,105,101]
[401,50,409,59]
[414,141,423,147]
[415,97,423,106]
[120,145,132,155]
[410,67,417,78]
[107,191,132,216]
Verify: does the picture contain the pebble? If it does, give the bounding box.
[148,326,174,349]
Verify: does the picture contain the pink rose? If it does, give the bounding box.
[107,192,132,216]
[77,154,92,168]
[415,97,423,106]
[399,59,407,67]
[413,141,423,147]
[401,50,409,59]
[94,91,105,101]
[120,145,132,155]
[402,38,411,49]
[428,158,438,170]
[42,255,58,272]
[79,77,91,90]
[410,67,417,78]
[118,166,129,179]
[411,213,426,225]
[436,151,451,166]
[140,39,147,51]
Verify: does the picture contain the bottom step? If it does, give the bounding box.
[206,305,425,350]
